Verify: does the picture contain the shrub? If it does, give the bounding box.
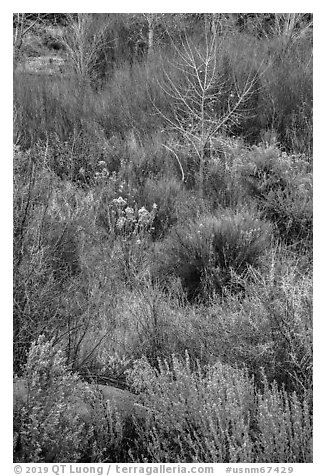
[61,14,110,86]
[108,283,208,368]
[14,336,92,462]
[14,19,312,156]
[203,156,244,209]
[255,379,312,463]
[138,177,183,238]
[241,146,312,246]
[156,209,271,301]
[13,152,57,372]
[127,354,256,462]
[260,39,313,155]
[139,177,207,239]
[127,354,312,463]
[240,145,293,198]
[13,145,111,374]
[14,336,132,463]
[259,177,312,247]
[14,48,174,149]
[13,17,313,464]
[197,246,312,401]
[259,254,313,400]
[13,148,86,372]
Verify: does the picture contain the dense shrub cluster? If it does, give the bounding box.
[241,146,312,246]
[127,354,312,463]
[14,337,91,462]
[14,336,130,463]
[13,13,312,463]
[13,141,312,463]
[14,19,312,156]
[14,339,312,463]
[155,210,271,300]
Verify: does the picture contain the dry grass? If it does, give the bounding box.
[13,16,312,462]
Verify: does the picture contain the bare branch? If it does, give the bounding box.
[153,29,266,193]
[162,144,185,182]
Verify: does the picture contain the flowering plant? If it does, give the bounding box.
[108,197,157,240]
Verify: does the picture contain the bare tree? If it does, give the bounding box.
[273,13,312,53]
[156,25,264,197]
[61,14,111,83]
[245,13,312,51]
[143,14,157,59]
[13,13,43,66]
[124,13,163,60]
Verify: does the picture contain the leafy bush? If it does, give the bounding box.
[260,172,312,247]
[156,209,271,301]
[127,354,312,463]
[255,379,312,463]
[241,146,292,198]
[241,146,312,246]
[258,252,313,399]
[14,336,92,462]
[198,246,313,401]
[14,336,135,463]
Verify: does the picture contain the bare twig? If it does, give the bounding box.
[162,143,185,182]
[155,27,264,196]
[61,13,112,82]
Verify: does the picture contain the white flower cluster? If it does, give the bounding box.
[112,196,127,207]
[110,197,158,238]
[94,160,109,180]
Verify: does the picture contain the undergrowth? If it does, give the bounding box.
[14,338,312,463]
[13,14,312,463]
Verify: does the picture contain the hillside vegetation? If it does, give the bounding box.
[13,13,313,463]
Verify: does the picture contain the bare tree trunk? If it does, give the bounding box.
[144,13,156,60]
[155,29,264,193]
[147,15,155,59]
[148,23,154,58]
[198,150,206,200]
